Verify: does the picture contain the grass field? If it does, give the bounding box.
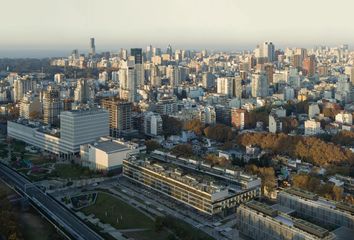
[81,192,154,230]
[50,164,97,179]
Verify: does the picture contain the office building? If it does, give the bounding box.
[8,108,109,158]
[101,98,132,137]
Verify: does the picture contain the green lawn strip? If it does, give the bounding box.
[123,229,171,240]
[81,192,154,230]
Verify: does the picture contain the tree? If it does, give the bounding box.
[162,116,183,137]
[145,140,161,153]
[184,119,204,136]
[204,124,232,142]
[171,144,193,157]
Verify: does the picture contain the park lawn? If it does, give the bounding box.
[51,164,96,179]
[81,192,154,230]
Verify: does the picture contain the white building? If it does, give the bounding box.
[144,112,163,136]
[304,119,322,135]
[54,73,65,84]
[8,108,109,158]
[80,139,142,171]
[251,72,268,98]
[217,77,233,97]
[335,111,353,125]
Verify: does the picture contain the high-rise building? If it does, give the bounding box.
[345,66,354,84]
[13,77,33,102]
[74,79,90,103]
[166,65,181,87]
[119,60,137,102]
[217,77,234,97]
[256,42,275,62]
[202,72,215,89]
[42,86,61,126]
[130,49,144,86]
[231,108,249,130]
[101,98,132,138]
[233,76,242,98]
[19,93,41,120]
[166,44,173,57]
[303,55,316,77]
[89,37,96,57]
[251,72,268,98]
[54,73,65,84]
[264,64,274,84]
[144,111,163,136]
[150,64,161,87]
[60,108,109,153]
[262,42,275,62]
[130,48,143,64]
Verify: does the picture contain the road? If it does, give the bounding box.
[0,162,103,240]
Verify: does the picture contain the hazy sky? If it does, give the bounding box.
[0,0,353,57]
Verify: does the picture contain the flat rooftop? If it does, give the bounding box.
[93,141,129,153]
[126,158,228,196]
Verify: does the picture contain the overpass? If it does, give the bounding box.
[0,162,103,240]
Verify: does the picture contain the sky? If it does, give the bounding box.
[0,0,353,57]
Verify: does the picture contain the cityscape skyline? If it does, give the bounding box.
[1,0,354,57]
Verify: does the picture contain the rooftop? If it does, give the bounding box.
[93,140,129,153]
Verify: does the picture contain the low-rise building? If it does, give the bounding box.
[278,188,354,229]
[80,139,142,171]
[237,200,335,240]
[304,119,322,135]
[123,151,261,215]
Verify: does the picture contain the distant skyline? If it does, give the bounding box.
[1,0,353,57]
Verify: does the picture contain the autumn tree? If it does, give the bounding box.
[204,124,232,142]
[171,144,193,157]
[184,119,204,136]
